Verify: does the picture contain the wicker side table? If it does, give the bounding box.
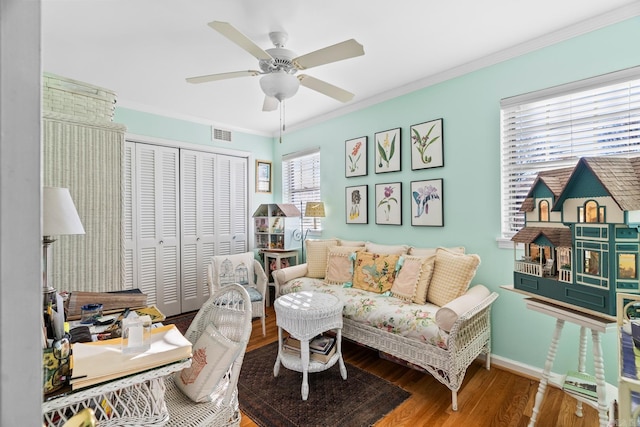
[273,291,347,400]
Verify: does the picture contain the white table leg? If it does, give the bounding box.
[273,327,282,377]
[337,329,347,380]
[591,329,608,427]
[529,318,565,427]
[573,326,588,417]
[300,339,310,400]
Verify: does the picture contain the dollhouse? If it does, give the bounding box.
[512,156,640,316]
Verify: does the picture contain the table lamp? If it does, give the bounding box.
[42,187,85,305]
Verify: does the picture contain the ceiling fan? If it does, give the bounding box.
[186,21,365,112]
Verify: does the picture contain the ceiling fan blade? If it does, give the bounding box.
[186,70,260,84]
[298,74,354,103]
[208,21,273,61]
[262,96,279,112]
[292,39,364,70]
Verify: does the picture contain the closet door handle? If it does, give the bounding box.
[159,240,164,245]
[196,237,200,241]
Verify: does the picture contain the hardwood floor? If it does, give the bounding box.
[241,306,601,427]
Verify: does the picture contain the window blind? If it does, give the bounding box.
[500,66,640,238]
[282,148,321,230]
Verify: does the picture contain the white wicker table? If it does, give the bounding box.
[43,358,191,427]
[273,291,347,400]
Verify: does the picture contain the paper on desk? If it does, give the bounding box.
[52,293,65,340]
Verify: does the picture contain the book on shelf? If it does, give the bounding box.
[284,335,335,355]
[562,370,598,401]
[70,324,192,390]
[283,336,337,364]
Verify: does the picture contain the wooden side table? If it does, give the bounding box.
[524,298,617,427]
[273,291,347,400]
[262,249,298,306]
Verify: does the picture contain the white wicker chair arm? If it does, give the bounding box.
[252,259,268,295]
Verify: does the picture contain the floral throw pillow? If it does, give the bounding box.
[352,252,400,293]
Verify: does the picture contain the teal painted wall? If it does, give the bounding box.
[272,17,640,384]
[114,17,640,384]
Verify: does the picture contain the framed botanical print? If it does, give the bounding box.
[345,136,367,177]
[375,182,402,225]
[410,179,443,227]
[375,127,401,173]
[256,160,272,193]
[410,118,444,170]
[346,185,368,224]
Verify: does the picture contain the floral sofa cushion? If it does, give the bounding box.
[278,277,450,349]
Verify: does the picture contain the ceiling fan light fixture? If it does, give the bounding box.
[259,72,300,102]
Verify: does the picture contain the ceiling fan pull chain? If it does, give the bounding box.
[279,101,283,143]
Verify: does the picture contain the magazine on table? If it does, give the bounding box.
[284,335,335,355]
[283,336,337,363]
[562,370,598,401]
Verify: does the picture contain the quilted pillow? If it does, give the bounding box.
[324,247,357,284]
[427,248,480,306]
[305,239,339,278]
[364,242,409,255]
[212,252,254,286]
[408,246,465,256]
[391,256,426,302]
[352,252,400,293]
[175,323,242,403]
[338,239,366,247]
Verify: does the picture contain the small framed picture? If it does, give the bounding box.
[346,185,368,224]
[375,127,401,173]
[345,136,368,177]
[410,179,443,227]
[375,182,402,225]
[256,159,272,193]
[410,118,444,170]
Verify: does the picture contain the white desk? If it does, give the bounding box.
[524,297,616,427]
[262,249,298,306]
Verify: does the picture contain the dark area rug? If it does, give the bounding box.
[163,311,197,335]
[239,341,410,427]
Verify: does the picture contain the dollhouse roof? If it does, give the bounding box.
[553,156,640,212]
[519,167,573,213]
[511,226,573,247]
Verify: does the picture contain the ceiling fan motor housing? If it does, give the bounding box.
[260,48,298,74]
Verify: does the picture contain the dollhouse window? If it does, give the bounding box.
[619,253,637,280]
[578,201,605,223]
[538,200,549,222]
[584,250,600,275]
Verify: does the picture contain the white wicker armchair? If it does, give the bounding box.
[164,284,253,427]
[207,253,267,336]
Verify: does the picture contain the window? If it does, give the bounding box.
[578,200,605,223]
[619,253,637,280]
[538,200,549,222]
[500,66,640,240]
[282,148,321,231]
[584,250,600,276]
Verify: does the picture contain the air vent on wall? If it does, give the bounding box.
[212,127,232,142]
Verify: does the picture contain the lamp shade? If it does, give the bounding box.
[43,187,85,236]
[259,71,300,101]
[305,202,325,218]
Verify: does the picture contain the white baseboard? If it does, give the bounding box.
[488,354,544,380]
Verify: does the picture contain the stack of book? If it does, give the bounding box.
[283,335,336,364]
[562,370,598,401]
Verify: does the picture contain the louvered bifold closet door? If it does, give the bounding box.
[135,144,181,317]
[180,150,215,312]
[216,155,248,255]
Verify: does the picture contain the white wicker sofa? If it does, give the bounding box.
[272,239,498,411]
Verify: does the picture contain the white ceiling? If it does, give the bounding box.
[42,0,640,136]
